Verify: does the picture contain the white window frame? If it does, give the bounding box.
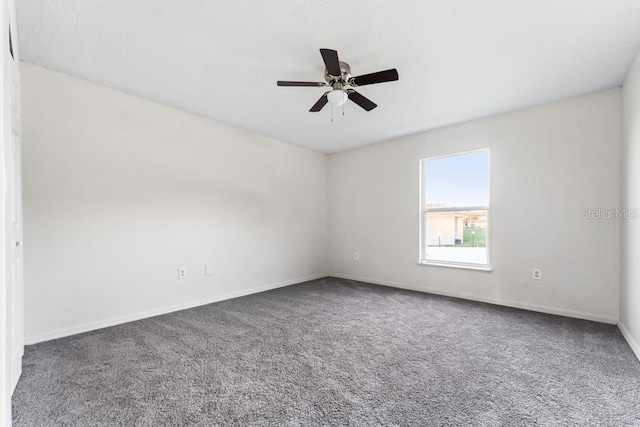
[418,149,492,271]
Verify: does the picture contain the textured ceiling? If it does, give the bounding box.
[16,0,640,153]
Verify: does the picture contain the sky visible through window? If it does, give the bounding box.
[424,151,489,207]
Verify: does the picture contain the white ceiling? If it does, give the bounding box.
[16,0,640,153]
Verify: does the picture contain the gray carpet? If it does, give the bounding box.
[12,277,640,426]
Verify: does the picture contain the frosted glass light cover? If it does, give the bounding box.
[327,90,348,106]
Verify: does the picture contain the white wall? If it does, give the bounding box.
[21,63,329,344]
[20,60,628,346]
[621,49,640,360]
[329,89,621,323]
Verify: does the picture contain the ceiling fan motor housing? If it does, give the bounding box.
[324,61,352,88]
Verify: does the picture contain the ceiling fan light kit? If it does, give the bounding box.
[277,48,399,115]
[327,89,348,106]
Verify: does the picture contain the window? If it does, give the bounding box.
[420,150,490,269]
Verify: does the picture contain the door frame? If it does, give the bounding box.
[1,0,13,422]
[1,0,23,424]
[7,0,22,395]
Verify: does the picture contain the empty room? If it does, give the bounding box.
[1,0,640,425]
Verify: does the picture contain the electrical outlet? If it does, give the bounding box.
[178,267,187,279]
[532,268,542,280]
[353,252,359,261]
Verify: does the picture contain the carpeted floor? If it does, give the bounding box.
[12,277,640,426]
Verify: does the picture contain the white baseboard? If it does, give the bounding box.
[25,273,327,345]
[10,350,22,394]
[618,322,640,362]
[331,273,619,325]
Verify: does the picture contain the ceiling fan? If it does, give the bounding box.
[277,48,399,113]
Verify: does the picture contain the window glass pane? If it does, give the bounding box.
[424,151,489,208]
[424,210,488,265]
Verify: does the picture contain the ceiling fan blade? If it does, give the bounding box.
[320,48,341,77]
[310,92,330,112]
[277,81,327,87]
[350,69,399,86]
[347,90,377,111]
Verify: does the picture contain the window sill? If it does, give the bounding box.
[417,261,493,272]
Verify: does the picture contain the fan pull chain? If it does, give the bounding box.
[331,103,334,123]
